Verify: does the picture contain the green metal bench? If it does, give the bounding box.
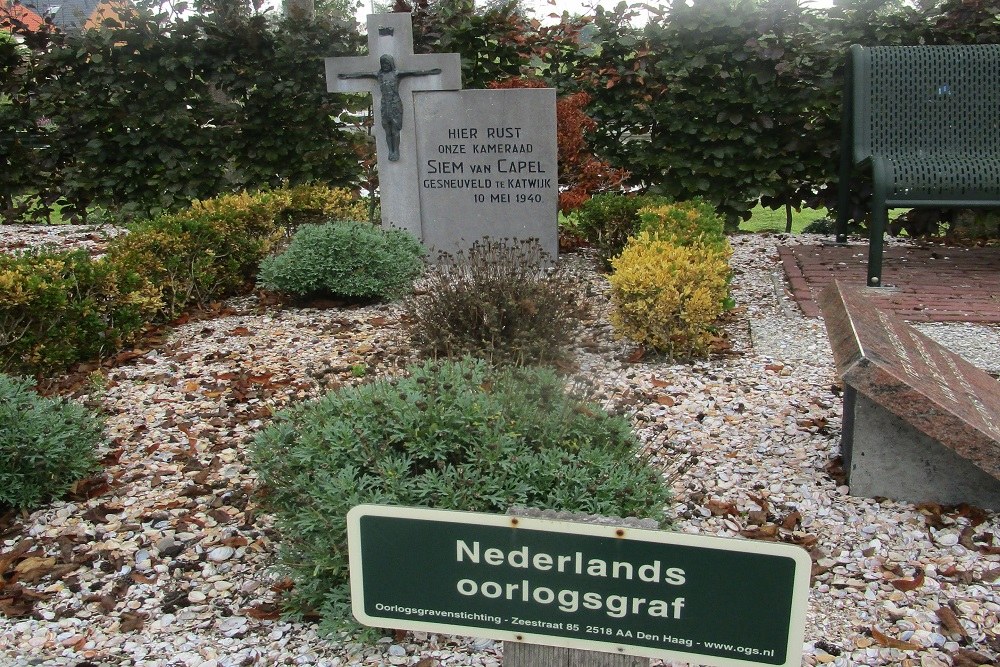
[835,44,1000,286]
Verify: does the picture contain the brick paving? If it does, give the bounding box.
[778,241,1000,323]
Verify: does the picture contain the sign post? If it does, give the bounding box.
[347,505,810,667]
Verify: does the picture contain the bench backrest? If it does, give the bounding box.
[849,44,1000,162]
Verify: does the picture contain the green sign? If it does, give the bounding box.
[348,505,810,667]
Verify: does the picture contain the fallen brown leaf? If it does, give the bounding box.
[936,605,969,640]
[119,611,147,632]
[0,540,34,576]
[747,493,770,514]
[0,591,35,617]
[950,649,998,667]
[626,346,646,363]
[781,511,802,530]
[960,526,978,550]
[271,577,294,593]
[705,499,738,517]
[890,568,925,592]
[244,603,281,621]
[12,556,56,583]
[811,562,832,578]
[870,627,923,651]
[740,525,779,540]
[82,503,117,524]
[953,503,989,527]
[787,532,818,548]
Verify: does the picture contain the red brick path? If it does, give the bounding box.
[778,242,1000,323]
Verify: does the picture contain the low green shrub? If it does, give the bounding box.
[802,218,836,235]
[576,193,673,267]
[608,232,732,360]
[0,373,103,510]
[251,357,670,633]
[0,248,159,374]
[406,239,585,367]
[257,221,424,301]
[637,200,728,252]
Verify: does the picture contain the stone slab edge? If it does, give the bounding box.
[818,280,1000,480]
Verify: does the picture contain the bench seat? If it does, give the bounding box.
[874,153,1000,204]
[835,44,1000,286]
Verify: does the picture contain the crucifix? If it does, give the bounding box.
[325,13,461,238]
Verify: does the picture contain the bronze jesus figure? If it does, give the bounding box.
[339,54,442,161]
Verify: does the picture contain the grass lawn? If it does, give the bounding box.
[740,204,828,234]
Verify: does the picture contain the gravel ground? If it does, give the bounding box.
[0,227,998,667]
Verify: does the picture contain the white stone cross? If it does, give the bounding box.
[325,13,461,238]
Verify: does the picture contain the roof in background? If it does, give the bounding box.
[18,0,116,29]
[0,1,47,30]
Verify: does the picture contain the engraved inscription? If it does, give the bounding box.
[420,125,554,205]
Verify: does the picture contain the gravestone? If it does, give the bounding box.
[819,281,1000,509]
[414,88,558,257]
[325,13,462,239]
[325,14,558,258]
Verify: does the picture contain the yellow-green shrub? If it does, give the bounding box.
[0,249,160,374]
[0,185,368,375]
[106,185,366,321]
[608,232,731,360]
[637,199,728,252]
[278,183,368,230]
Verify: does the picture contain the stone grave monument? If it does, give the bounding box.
[819,281,1000,509]
[325,13,558,258]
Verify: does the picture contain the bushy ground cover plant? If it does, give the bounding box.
[405,239,586,367]
[575,193,674,267]
[257,221,424,302]
[250,357,670,633]
[609,201,733,360]
[0,248,159,374]
[0,373,103,509]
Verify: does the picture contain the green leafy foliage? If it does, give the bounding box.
[406,238,585,367]
[6,0,999,227]
[0,248,159,375]
[0,373,103,510]
[250,357,670,632]
[575,193,673,267]
[403,0,533,89]
[637,200,728,252]
[257,221,425,302]
[2,3,363,222]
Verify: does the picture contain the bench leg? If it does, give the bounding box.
[835,163,851,244]
[867,202,888,287]
[835,202,850,244]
